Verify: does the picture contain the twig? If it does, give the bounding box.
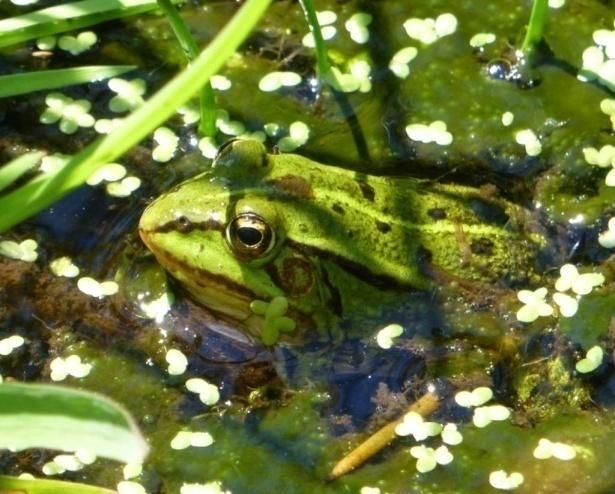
[328,391,440,480]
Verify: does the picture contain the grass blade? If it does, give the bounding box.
[156,0,217,136]
[0,382,148,464]
[0,0,273,232]
[298,0,332,77]
[0,476,116,494]
[0,66,135,98]
[0,151,43,193]
[0,0,184,49]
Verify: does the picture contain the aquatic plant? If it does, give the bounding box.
[0,382,147,494]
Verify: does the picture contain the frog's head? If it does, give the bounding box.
[139,139,327,342]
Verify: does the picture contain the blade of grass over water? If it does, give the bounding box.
[156,0,217,136]
[0,476,116,494]
[521,0,548,62]
[0,152,43,193]
[0,66,135,98]
[298,0,332,78]
[0,0,273,232]
[0,0,185,49]
[0,382,148,463]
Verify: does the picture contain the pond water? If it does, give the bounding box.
[2,0,615,493]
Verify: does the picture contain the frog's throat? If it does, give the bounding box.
[139,231,264,335]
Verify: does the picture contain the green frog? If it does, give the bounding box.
[138,139,544,344]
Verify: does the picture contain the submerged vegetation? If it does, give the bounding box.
[1,0,615,492]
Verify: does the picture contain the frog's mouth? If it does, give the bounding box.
[139,230,266,336]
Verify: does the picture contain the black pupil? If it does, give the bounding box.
[237,226,263,246]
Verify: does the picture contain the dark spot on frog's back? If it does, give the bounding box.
[470,238,495,255]
[376,221,391,233]
[358,181,375,201]
[427,208,447,220]
[268,174,313,199]
[469,198,509,225]
[332,203,345,215]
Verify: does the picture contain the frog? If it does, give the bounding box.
[138,139,546,344]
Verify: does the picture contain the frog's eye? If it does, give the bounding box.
[226,213,276,259]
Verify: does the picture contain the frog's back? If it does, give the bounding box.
[264,152,544,288]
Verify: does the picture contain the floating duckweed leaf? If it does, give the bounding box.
[210,75,231,91]
[576,345,603,373]
[108,78,146,112]
[533,438,577,460]
[50,256,80,278]
[249,300,269,315]
[0,335,25,356]
[469,32,496,47]
[50,355,92,381]
[58,31,97,55]
[40,92,95,134]
[198,137,218,159]
[489,470,524,490]
[123,462,142,480]
[599,217,615,248]
[582,144,615,167]
[454,386,493,408]
[389,46,418,79]
[395,411,443,440]
[36,35,56,50]
[501,111,514,126]
[263,122,281,137]
[472,405,510,428]
[185,378,220,405]
[258,71,302,92]
[94,117,124,134]
[360,488,381,494]
[516,287,553,322]
[0,239,38,262]
[165,348,188,376]
[170,430,214,449]
[117,481,147,494]
[514,128,542,156]
[348,59,371,92]
[555,264,605,295]
[302,25,336,48]
[553,292,579,317]
[180,481,230,494]
[77,277,118,298]
[86,163,126,186]
[250,296,296,344]
[405,120,453,145]
[441,423,463,445]
[106,176,141,197]
[409,444,452,473]
[277,121,310,152]
[376,323,403,349]
[403,13,457,45]
[344,12,372,44]
[152,127,178,163]
[316,10,336,25]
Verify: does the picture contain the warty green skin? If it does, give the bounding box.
[139,139,543,341]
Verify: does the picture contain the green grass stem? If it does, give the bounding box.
[0,152,44,193]
[298,0,332,78]
[0,0,184,49]
[521,0,548,61]
[0,66,135,98]
[0,0,273,232]
[156,0,217,136]
[0,476,116,494]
